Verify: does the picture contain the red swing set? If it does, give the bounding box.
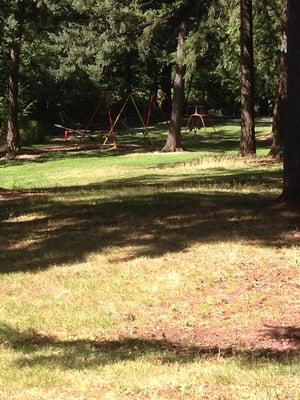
[55,93,165,150]
[101,94,159,149]
[85,92,118,148]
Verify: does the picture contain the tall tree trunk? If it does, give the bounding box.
[240,0,256,156]
[162,22,186,152]
[270,5,288,158]
[281,0,300,201]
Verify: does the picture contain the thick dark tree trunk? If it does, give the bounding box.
[281,0,300,201]
[162,22,186,152]
[6,42,21,158]
[270,5,288,158]
[240,0,256,156]
[160,64,172,117]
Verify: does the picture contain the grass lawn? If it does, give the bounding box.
[0,120,299,399]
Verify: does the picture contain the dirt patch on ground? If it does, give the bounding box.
[0,143,100,160]
[0,140,153,162]
[245,156,281,167]
[126,322,300,359]
[30,143,100,154]
[0,188,41,201]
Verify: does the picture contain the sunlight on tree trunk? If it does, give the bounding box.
[240,0,256,156]
[162,22,186,152]
[270,5,287,158]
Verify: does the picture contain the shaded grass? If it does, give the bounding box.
[0,323,299,399]
[0,160,287,274]
[0,120,299,399]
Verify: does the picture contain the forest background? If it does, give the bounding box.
[0,0,284,149]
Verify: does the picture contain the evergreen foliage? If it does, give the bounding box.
[0,0,288,152]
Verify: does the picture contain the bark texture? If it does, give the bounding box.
[162,22,186,152]
[240,0,256,156]
[270,5,288,158]
[282,0,300,201]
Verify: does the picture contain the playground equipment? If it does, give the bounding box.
[86,93,117,148]
[102,94,157,149]
[54,124,92,142]
[55,93,114,143]
[187,106,217,134]
[55,92,167,150]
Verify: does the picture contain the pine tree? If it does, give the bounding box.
[162,21,186,152]
[143,0,210,152]
[270,4,287,158]
[4,1,24,157]
[1,0,57,158]
[240,0,256,156]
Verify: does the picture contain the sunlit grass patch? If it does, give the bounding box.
[0,119,299,399]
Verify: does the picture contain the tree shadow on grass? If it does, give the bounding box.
[0,144,153,167]
[0,169,298,274]
[263,325,300,343]
[0,323,299,370]
[40,168,281,193]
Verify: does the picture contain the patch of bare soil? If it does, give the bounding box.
[0,137,153,161]
[0,188,41,201]
[36,143,100,153]
[245,156,280,167]
[124,265,300,357]
[136,322,300,359]
[19,143,100,157]
[257,134,273,142]
[0,137,102,160]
